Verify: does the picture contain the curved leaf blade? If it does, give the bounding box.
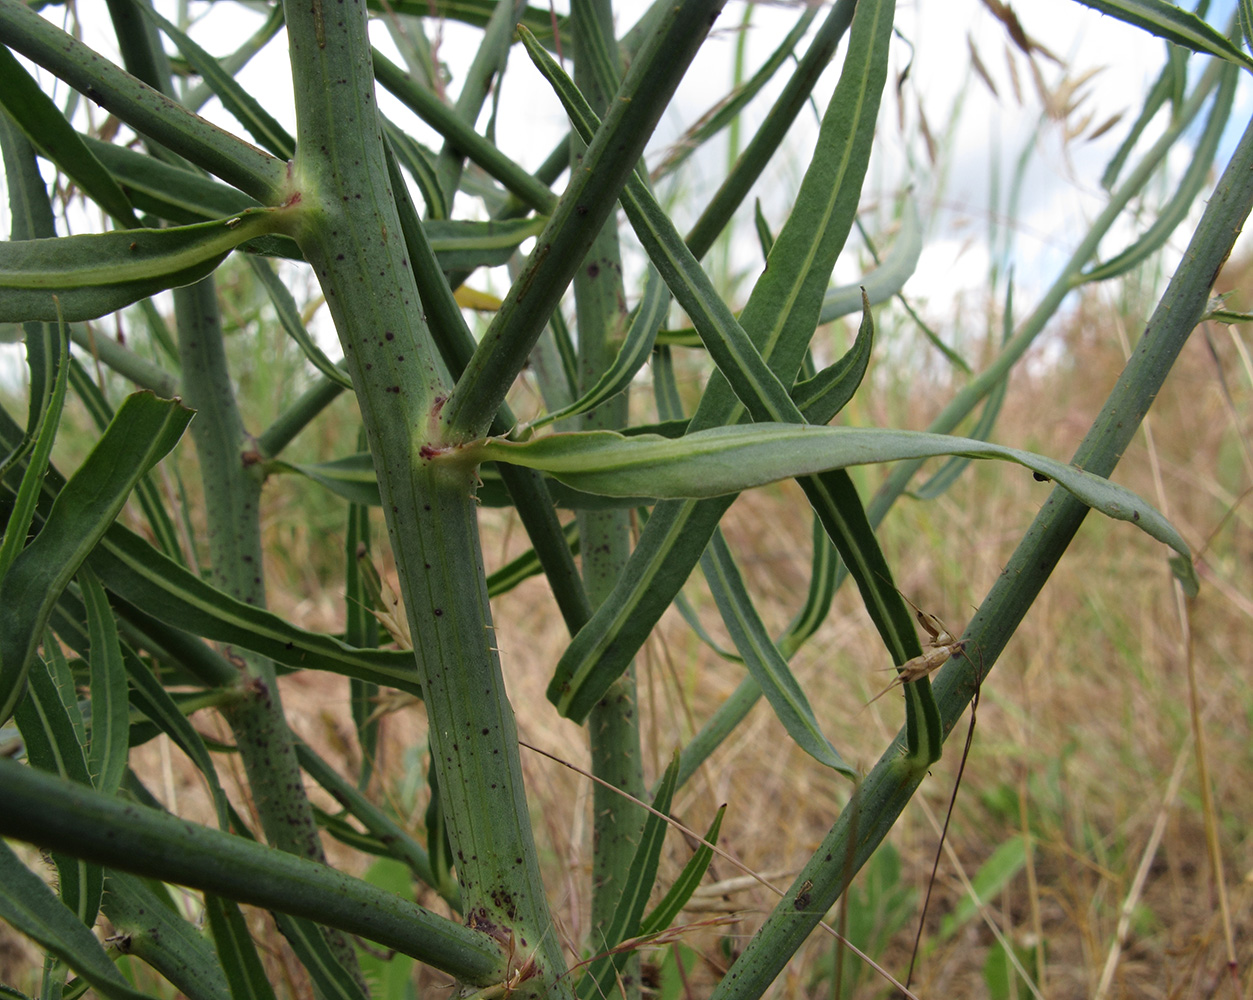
[0,209,289,322]
[700,532,855,776]
[465,424,1189,557]
[1070,0,1253,70]
[0,841,155,1000]
[0,391,193,724]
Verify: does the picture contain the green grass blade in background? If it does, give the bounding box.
[0,841,154,1000]
[0,209,290,323]
[0,46,139,228]
[1082,60,1237,283]
[637,804,726,937]
[1070,0,1253,69]
[80,567,130,796]
[102,873,233,1000]
[345,493,381,789]
[700,531,855,776]
[0,391,192,724]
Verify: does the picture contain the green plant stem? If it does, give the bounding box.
[255,377,346,458]
[570,3,646,985]
[0,758,507,985]
[174,276,365,985]
[282,1,569,992]
[67,322,179,398]
[709,94,1253,1000]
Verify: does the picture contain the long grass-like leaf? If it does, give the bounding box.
[700,532,855,776]
[0,841,152,1000]
[0,391,192,724]
[577,754,680,1000]
[0,312,68,580]
[248,257,353,389]
[85,524,422,691]
[202,895,277,1000]
[272,914,369,1000]
[121,645,231,829]
[1070,0,1253,69]
[528,267,668,431]
[637,804,727,937]
[13,650,102,928]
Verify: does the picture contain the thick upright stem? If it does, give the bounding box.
[174,277,365,987]
[282,2,568,993]
[570,3,646,984]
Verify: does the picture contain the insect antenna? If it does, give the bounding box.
[903,642,985,993]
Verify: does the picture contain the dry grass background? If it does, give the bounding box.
[1,250,1250,999]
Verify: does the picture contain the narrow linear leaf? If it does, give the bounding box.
[0,840,154,1000]
[135,3,296,159]
[528,267,669,430]
[1070,0,1253,70]
[85,522,422,692]
[121,645,231,829]
[0,311,68,580]
[248,257,353,389]
[0,208,291,322]
[637,804,727,937]
[792,289,875,422]
[578,754,681,1000]
[464,424,1189,557]
[0,46,139,228]
[81,567,130,796]
[13,650,103,928]
[0,391,193,724]
[272,914,368,1000]
[700,532,855,776]
[203,895,277,1000]
[1082,60,1237,283]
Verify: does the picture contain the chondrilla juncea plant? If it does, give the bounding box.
[0,1,1248,997]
